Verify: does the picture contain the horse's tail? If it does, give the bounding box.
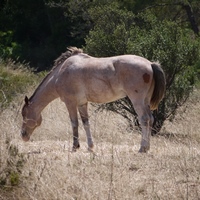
[150,62,166,110]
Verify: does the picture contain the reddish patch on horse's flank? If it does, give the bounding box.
[143,73,150,83]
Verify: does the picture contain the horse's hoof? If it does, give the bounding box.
[71,148,77,152]
[72,143,80,152]
[88,147,93,152]
[88,144,94,152]
[138,146,149,153]
[88,142,94,150]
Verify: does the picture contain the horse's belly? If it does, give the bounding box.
[86,88,126,103]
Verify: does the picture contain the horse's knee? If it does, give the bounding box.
[140,113,153,127]
[71,120,79,128]
[140,115,149,126]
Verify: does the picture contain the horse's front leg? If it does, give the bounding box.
[71,117,80,151]
[78,103,94,151]
[65,102,80,151]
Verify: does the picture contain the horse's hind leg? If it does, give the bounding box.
[130,99,154,153]
[139,106,154,153]
[78,103,94,151]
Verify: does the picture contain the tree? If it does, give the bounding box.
[0,0,90,71]
[0,0,56,69]
[1,0,199,71]
[85,3,200,133]
[128,12,199,133]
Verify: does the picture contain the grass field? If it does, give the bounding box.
[0,88,200,200]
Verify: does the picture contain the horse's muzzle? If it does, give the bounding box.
[21,130,30,142]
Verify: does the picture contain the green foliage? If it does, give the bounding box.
[85,2,134,56]
[0,0,70,70]
[85,6,200,133]
[0,31,21,59]
[0,60,40,110]
[0,0,199,70]
[117,0,156,12]
[10,172,19,186]
[65,0,92,45]
[127,12,200,131]
[0,142,26,189]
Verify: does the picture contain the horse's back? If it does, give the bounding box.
[62,54,153,79]
[56,54,154,104]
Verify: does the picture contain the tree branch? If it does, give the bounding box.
[181,2,199,35]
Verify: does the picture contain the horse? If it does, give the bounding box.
[21,47,165,153]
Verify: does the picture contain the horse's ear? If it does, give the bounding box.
[24,96,29,105]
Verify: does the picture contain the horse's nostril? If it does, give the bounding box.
[21,130,30,141]
[21,130,26,137]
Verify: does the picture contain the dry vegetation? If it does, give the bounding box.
[0,89,200,200]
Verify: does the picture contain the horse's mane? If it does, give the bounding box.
[54,47,83,66]
[29,47,82,101]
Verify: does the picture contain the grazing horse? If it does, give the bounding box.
[21,47,165,153]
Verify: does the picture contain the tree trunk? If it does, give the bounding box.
[182,3,199,35]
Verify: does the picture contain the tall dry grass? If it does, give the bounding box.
[0,89,200,200]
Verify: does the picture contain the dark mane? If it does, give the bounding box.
[29,47,83,101]
[54,47,83,66]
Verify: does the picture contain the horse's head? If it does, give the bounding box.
[21,96,42,141]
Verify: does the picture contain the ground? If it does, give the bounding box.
[0,91,200,200]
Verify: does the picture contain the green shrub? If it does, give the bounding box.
[10,172,19,186]
[85,5,200,133]
[0,31,21,60]
[0,59,41,111]
[0,142,26,189]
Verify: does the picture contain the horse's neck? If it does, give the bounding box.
[30,71,59,115]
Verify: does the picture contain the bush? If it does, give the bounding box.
[85,6,200,133]
[85,2,134,56]
[127,13,200,132]
[0,31,21,60]
[0,142,26,189]
[0,60,41,111]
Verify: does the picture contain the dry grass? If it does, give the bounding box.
[0,90,200,200]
